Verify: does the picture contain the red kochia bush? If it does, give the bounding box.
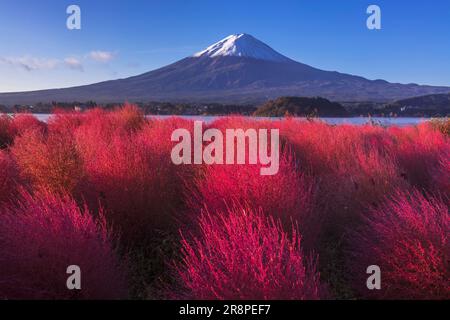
[433,154,450,203]
[10,113,46,136]
[278,120,409,236]
[189,150,317,247]
[111,103,146,132]
[349,190,449,299]
[0,114,13,148]
[47,110,85,136]
[173,206,325,300]
[75,115,196,243]
[187,117,319,248]
[390,124,449,192]
[0,191,128,300]
[0,151,21,204]
[0,114,46,148]
[12,128,84,195]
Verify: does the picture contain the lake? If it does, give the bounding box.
[27,114,431,126]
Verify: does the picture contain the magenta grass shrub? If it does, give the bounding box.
[74,113,196,243]
[390,123,449,193]
[11,113,46,136]
[0,150,21,205]
[0,114,46,149]
[433,154,450,203]
[173,205,326,300]
[0,191,128,299]
[278,120,409,232]
[0,114,13,148]
[188,149,318,249]
[348,190,449,299]
[12,128,84,195]
[47,109,85,136]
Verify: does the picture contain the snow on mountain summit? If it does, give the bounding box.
[193,34,291,62]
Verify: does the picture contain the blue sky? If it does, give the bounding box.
[0,0,449,92]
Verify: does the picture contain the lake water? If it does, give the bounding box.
[152,116,431,126]
[27,114,431,127]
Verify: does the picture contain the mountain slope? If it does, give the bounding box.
[0,34,449,105]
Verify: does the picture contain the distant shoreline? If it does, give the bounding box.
[11,113,437,127]
[2,94,449,118]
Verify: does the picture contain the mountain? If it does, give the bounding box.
[1,33,449,105]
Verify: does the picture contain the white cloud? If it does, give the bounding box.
[0,56,60,71]
[88,51,115,63]
[64,57,84,71]
[0,50,116,72]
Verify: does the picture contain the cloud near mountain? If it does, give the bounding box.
[0,50,116,73]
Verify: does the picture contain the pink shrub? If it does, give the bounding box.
[0,191,128,299]
[390,124,449,192]
[274,120,413,296]
[48,110,85,136]
[75,114,196,243]
[11,113,46,136]
[0,114,13,148]
[74,104,144,143]
[433,154,450,203]
[173,205,326,300]
[348,190,449,299]
[191,116,312,219]
[73,106,146,169]
[278,120,408,231]
[0,151,21,204]
[189,150,318,248]
[12,128,84,195]
[111,103,146,132]
[0,114,46,148]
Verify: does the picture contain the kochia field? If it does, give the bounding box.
[0,106,448,300]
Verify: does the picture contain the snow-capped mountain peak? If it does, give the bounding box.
[193,33,291,62]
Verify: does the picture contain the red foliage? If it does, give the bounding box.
[173,205,326,300]
[348,190,449,299]
[0,190,128,300]
[278,120,409,234]
[74,104,145,142]
[390,123,449,192]
[433,153,450,203]
[1,109,448,300]
[10,113,47,136]
[0,114,14,148]
[75,114,196,243]
[189,150,318,248]
[47,110,85,136]
[0,114,46,148]
[0,151,21,204]
[11,128,84,195]
[110,103,146,132]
